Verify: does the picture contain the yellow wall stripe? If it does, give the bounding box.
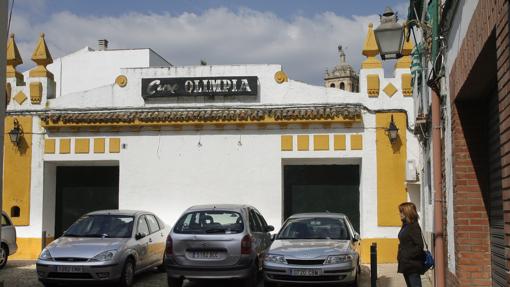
[281,135,293,151]
[334,134,346,150]
[313,135,329,151]
[75,138,90,154]
[3,116,32,226]
[376,113,407,226]
[297,135,309,151]
[60,139,70,154]
[109,138,121,153]
[350,134,363,150]
[94,138,105,154]
[44,139,55,154]
[360,238,398,263]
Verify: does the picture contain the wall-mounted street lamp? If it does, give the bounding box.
[8,119,23,146]
[386,115,399,143]
[374,7,404,60]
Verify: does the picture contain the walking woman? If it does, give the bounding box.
[397,202,424,287]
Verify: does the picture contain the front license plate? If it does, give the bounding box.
[57,266,83,273]
[191,251,219,259]
[291,269,321,276]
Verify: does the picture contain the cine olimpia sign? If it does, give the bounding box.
[141,77,258,99]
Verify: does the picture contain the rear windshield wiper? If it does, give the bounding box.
[205,228,227,234]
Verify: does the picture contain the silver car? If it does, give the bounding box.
[36,210,169,287]
[264,213,361,286]
[165,204,274,287]
[1,211,18,269]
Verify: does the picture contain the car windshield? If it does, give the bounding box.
[173,210,244,234]
[278,217,351,240]
[64,215,134,238]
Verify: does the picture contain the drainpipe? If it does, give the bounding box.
[430,0,446,285]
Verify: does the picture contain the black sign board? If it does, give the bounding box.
[141,76,258,99]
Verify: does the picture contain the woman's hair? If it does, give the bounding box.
[399,202,419,223]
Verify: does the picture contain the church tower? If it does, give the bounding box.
[324,45,359,92]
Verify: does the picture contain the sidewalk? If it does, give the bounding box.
[369,264,434,287]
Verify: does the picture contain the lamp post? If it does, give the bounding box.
[374,7,404,60]
[8,119,22,146]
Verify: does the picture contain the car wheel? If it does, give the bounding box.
[167,276,183,287]
[0,244,8,269]
[119,258,135,287]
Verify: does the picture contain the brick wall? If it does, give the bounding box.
[448,0,510,286]
[451,102,492,286]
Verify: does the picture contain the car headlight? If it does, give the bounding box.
[324,254,354,265]
[39,248,53,261]
[265,254,287,264]
[89,250,118,262]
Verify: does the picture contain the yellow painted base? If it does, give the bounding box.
[360,238,399,264]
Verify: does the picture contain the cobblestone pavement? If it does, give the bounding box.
[0,261,432,287]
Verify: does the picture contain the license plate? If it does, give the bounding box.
[191,251,219,259]
[291,269,321,276]
[56,266,83,273]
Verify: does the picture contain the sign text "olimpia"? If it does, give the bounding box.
[141,77,258,99]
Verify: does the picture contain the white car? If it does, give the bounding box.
[1,211,18,269]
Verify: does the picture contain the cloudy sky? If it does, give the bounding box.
[9,0,408,85]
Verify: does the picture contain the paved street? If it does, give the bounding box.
[0,261,433,287]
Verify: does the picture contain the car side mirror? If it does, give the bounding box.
[266,225,275,232]
[135,232,147,240]
[353,233,361,242]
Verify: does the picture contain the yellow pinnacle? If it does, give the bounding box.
[6,33,24,82]
[396,28,414,69]
[361,23,382,69]
[29,32,54,79]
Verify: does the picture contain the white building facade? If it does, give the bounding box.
[4,27,419,263]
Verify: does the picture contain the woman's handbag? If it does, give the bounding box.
[422,232,435,271]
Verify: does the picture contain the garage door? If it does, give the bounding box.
[283,165,360,232]
[55,166,119,237]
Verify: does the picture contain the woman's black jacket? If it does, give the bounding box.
[397,221,425,274]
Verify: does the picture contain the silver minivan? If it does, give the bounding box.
[1,211,18,269]
[165,204,274,287]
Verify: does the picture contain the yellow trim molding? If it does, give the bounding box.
[376,112,407,226]
[383,83,398,97]
[350,134,363,150]
[297,135,309,151]
[334,134,346,150]
[44,139,55,154]
[109,138,121,153]
[59,138,71,154]
[313,135,329,151]
[3,116,32,226]
[281,135,293,151]
[360,238,398,263]
[367,75,380,97]
[115,75,128,87]
[30,81,43,104]
[94,138,105,153]
[402,74,412,97]
[75,139,90,154]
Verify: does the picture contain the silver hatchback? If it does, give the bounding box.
[264,213,361,286]
[36,210,169,287]
[165,204,274,287]
[1,211,18,269]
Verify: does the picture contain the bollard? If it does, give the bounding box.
[370,242,377,287]
[42,231,47,249]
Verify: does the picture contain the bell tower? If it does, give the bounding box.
[324,45,359,92]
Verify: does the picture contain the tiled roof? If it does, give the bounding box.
[40,106,362,127]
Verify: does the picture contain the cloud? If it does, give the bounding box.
[9,7,381,85]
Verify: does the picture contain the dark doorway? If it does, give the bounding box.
[55,166,119,237]
[283,165,360,232]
